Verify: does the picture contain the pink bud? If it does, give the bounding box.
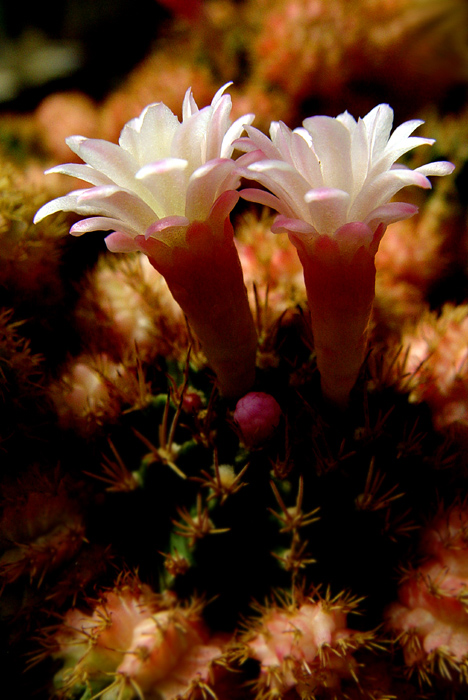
[233,392,281,447]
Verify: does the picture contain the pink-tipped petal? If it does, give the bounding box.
[334,221,375,257]
[271,215,316,235]
[76,185,157,233]
[364,202,419,233]
[70,217,140,238]
[349,168,431,222]
[105,232,142,252]
[239,188,291,216]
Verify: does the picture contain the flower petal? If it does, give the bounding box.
[204,95,234,161]
[302,115,353,192]
[145,216,190,248]
[105,232,142,252]
[44,163,113,186]
[304,187,350,236]
[349,168,431,222]
[70,216,141,238]
[119,102,180,164]
[386,119,424,149]
[76,185,158,234]
[185,158,238,221]
[363,202,419,233]
[271,215,316,235]
[221,113,255,158]
[239,187,291,216]
[415,161,456,177]
[66,135,161,213]
[362,103,394,163]
[244,160,311,219]
[136,158,188,217]
[289,129,323,188]
[34,190,88,223]
[369,136,436,179]
[242,125,283,160]
[182,87,199,120]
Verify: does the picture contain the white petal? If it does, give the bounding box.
[34,189,89,223]
[76,185,157,234]
[336,110,357,132]
[244,124,282,160]
[415,161,455,177]
[304,187,350,236]
[239,188,291,216]
[70,216,141,238]
[221,113,255,158]
[363,202,418,233]
[171,107,211,170]
[289,130,323,188]
[369,136,435,178]
[349,118,370,195]
[185,159,237,221]
[119,102,180,164]
[66,136,137,184]
[302,115,353,192]
[386,119,424,150]
[269,121,295,165]
[136,158,188,217]
[211,82,233,106]
[45,163,113,186]
[105,232,142,252]
[182,87,199,120]
[349,168,431,221]
[363,103,394,162]
[66,135,162,215]
[271,215,316,235]
[204,94,233,161]
[245,160,311,219]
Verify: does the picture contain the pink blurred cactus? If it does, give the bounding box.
[386,503,468,683]
[241,589,376,697]
[49,573,226,699]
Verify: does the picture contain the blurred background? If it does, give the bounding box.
[0,0,169,107]
[0,0,466,144]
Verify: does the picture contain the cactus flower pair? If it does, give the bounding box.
[35,86,454,405]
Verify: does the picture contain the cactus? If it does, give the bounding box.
[2,3,468,699]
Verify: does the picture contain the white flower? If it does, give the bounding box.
[239,104,454,241]
[34,84,255,252]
